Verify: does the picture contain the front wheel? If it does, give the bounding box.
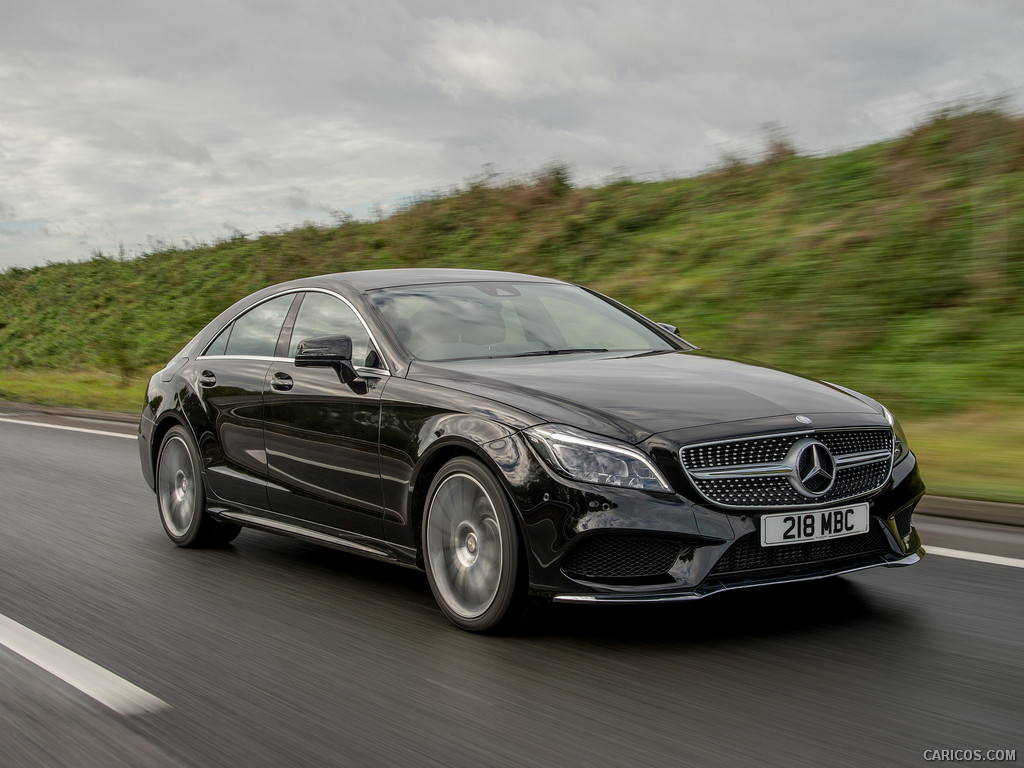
[422,457,526,632]
[156,425,241,547]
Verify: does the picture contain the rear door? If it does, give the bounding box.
[195,293,298,510]
[262,291,388,538]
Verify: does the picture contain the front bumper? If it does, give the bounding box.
[553,528,924,603]
[484,429,926,601]
[138,411,157,491]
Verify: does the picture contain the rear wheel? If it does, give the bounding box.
[156,425,241,547]
[422,457,525,632]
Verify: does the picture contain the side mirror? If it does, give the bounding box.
[295,335,367,394]
[656,322,680,336]
[295,334,353,366]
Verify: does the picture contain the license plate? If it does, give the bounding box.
[760,503,870,547]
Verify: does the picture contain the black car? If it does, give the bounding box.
[138,269,924,631]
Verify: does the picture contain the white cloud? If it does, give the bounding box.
[0,0,1021,268]
[419,19,614,101]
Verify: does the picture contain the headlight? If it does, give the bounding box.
[882,406,911,464]
[525,425,673,492]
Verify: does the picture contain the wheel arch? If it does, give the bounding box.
[148,370,210,480]
[150,412,193,477]
[409,441,479,568]
[408,438,527,570]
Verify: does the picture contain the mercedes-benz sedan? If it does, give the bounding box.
[138,269,925,631]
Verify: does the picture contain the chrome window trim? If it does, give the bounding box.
[678,427,895,510]
[198,287,391,372]
[196,355,292,362]
[194,353,391,378]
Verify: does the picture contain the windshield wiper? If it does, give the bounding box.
[507,348,609,357]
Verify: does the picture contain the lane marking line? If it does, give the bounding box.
[927,546,1024,569]
[0,613,169,716]
[0,416,136,440]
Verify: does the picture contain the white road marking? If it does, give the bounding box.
[0,416,135,440]
[0,613,169,716]
[927,546,1024,569]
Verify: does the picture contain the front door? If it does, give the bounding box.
[262,291,387,538]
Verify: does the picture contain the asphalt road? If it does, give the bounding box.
[0,413,1021,768]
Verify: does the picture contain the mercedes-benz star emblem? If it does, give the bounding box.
[785,438,837,497]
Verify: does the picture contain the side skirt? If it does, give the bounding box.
[215,509,421,569]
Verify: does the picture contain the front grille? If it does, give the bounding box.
[893,506,914,537]
[562,537,684,579]
[819,430,893,456]
[691,461,891,508]
[680,428,893,508]
[707,525,892,577]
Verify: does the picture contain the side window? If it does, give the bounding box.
[205,325,231,356]
[289,293,375,366]
[223,295,295,357]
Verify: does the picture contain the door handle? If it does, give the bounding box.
[199,370,217,387]
[270,372,294,391]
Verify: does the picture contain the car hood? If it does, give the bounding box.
[410,350,882,444]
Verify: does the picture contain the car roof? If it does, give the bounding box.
[188,268,570,355]
[317,270,565,294]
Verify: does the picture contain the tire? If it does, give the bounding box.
[422,456,526,632]
[155,425,241,548]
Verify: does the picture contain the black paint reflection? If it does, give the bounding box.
[263,365,385,537]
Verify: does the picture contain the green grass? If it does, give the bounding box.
[0,370,148,413]
[904,406,1024,504]
[0,370,149,415]
[1,105,1022,505]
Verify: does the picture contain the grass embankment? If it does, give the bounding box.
[1,107,1022,502]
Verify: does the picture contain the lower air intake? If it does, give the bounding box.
[708,525,892,577]
[562,537,684,579]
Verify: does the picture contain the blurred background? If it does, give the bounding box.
[2,104,1022,503]
[3,2,1022,505]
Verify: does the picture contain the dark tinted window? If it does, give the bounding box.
[206,325,230,356]
[223,295,294,357]
[288,292,375,366]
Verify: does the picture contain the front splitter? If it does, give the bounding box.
[552,550,923,604]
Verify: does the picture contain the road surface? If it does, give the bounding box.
[0,411,1020,767]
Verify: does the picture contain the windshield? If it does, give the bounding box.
[368,281,679,361]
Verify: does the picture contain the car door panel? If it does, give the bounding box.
[262,291,388,537]
[191,293,298,511]
[195,357,275,510]
[263,365,385,537]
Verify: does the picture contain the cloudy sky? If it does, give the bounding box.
[1,1,1021,269]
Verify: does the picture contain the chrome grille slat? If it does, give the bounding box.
[679,428,894,509]
[689,461,793,480]
[836,449,894,468]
